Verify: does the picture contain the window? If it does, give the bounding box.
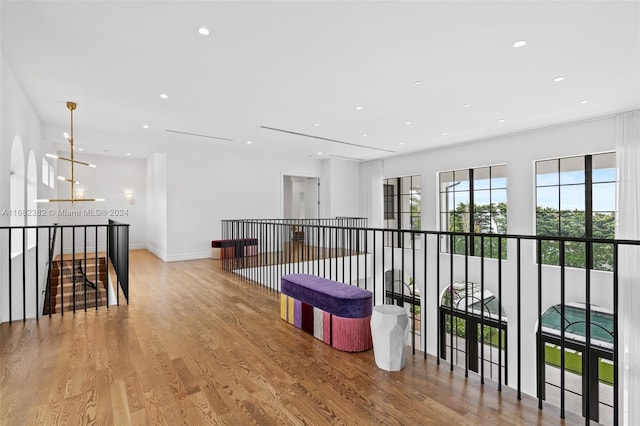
[49,163,55,189]
[535,153,616,270]
[42,158,49,186]
[439,282,507,384]
[383,175,421,248]
[439,165,507,258]
[539,303,613,423]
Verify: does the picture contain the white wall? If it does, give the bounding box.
[164,141,323,261]
[146,153,167,260]
[325,157,360,218]
[368,115,617,399]
[54,152,147,251]
[304,177,319,219]
[359,159,383,227]
[0,55,57,323]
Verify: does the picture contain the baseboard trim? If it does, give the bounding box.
[164,251,212,262]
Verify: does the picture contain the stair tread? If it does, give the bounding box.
[45,257,108,316]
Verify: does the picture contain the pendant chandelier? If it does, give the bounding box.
[37,101,104,204]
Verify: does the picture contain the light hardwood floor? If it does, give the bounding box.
[0,250,582,425]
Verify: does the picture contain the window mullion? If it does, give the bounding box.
[585,155,593,269]
[469,168,475,257]
[396,177,401,248]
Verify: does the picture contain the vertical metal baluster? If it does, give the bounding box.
[9,230,12,324]
[72,226,76,313]
[35,227,39,321]
[116,225,120,306]
[498,236,503,391]
[517,238,522,400]
[481,235,485,384]
[464,233,468,377]
[436,232,441,365]
[560,239,566,419]
[613,242,619,426]
[105,224,109,310]
[95,226,99,310]
[364,230,368,291]
[22,227,26,321]
[585,240,592,423]
[423,232,427,359]
[48,227,52,318]
[412,231,416,354]
[537,238,543,409]
[83,227,87,311]
[60,228,64,316]
[450,233,454,371]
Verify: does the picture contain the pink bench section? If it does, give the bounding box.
[280,274,373,352]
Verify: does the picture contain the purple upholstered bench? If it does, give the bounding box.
[280,274,373,352]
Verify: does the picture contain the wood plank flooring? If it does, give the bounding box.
[0,250,582,425]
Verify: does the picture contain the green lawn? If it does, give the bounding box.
[545,345,613,385]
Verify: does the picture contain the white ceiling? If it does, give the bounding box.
[2,1,639,161]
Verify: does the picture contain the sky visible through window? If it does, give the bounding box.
[536,167,616,211]
[444,177,507,209]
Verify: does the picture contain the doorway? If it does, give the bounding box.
[283,176,320,220]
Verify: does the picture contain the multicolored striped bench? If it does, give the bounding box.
[280,274,373,352]
[211,238,258,259]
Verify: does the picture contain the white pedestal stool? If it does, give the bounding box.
[370,304,409,371]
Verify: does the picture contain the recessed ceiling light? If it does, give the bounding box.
[78,147,84,151]
[513,40,527,48]
[160,93,168,99]
[362,133,367,137]
[317,152,323,155]
[414,81,423,85]
[355,106,363,110]
[580,100,589,104]
[126,153,131,156]
[314,123,320,127]
[198,27,210,36]
[498,119,505,123]
[463,103,472,108]
[442,132,448,136]
[246,141,252,145]
[63,132,70,139]
[405,121,412,125]
[142,124,149,129]
[553,76,565,82]
[400,142,405,145]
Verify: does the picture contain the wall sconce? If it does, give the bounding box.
[124,190,133,204]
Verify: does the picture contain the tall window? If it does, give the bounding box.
[536,152,616,271]
[439,165,507,258]
[383,175,421,248]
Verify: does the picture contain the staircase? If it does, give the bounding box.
[43,256,108,315]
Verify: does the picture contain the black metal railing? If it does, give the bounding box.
[109,219,129,304]
[42,224,59,318]
[220,218,636,425]
[1,222,130,323]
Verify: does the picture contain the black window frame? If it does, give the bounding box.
[535,152,616,271]
[439,165,507,258]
